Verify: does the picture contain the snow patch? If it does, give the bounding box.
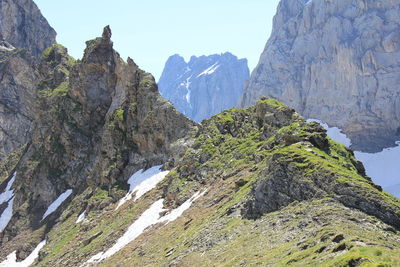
[179,76,192,104]
[307,119,399,198]
[0,197,14,232]
[76,211,86,224]
[0,172,16,205]
[179,76,193,104]
[116,165,170,210]
[0,240,46,267]
[88,200,165,264]
[307,119,352,147]
[0,172,16,232]
[159,190,205,224]
[42,189,73,220]
[197,62,220,78]
[355,145,400,194]
[87,190,206,265]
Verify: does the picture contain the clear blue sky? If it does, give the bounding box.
[34,0,280,80]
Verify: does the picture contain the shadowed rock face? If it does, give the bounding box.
[0,0,56,59]
[159,53,249,122]
[241,0,400,152]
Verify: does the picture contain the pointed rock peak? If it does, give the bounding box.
[166,54,186,66]
[82,26,115,64]
[102,25,112,40]
[127,57,138,68]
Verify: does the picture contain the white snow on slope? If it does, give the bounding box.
[355,143,400,195]
[0,197,14,232]
[87,190,206,265]
[0,172,16,232]
[185,76,192,104]
[0,172,16,205]
[179,76,192,104]
[0,240,46,267]
[76,211,86,224]
[307,119,400,198]
[197,62,220,78]
[307,119,352,147]
[42,189,73,220]
[158,191,206,224]
[116,165,170,210]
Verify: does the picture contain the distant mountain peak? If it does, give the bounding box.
[159,52,249,122]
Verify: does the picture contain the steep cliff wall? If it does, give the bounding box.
[0,0,56,59]
[0,44,39,160]
[241,0,400,152]
[0,0,57,160]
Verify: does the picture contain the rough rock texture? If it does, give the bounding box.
[0,0,56,59]
[159,53,249,122]
[0,27,197,254]
[0,0,56,160]
[165,97,399,228]
[0,44,39,160]
[241,0,400,152]
[1,97,399,266]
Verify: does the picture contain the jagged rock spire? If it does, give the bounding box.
[102,25,112,40]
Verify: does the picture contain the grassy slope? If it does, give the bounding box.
[32,99,400,266]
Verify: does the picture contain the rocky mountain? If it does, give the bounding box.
[159,53,249,122]
[241,0,400,152]
[0,31,399,265]
[0,0,57,160]
[0,0,57,59]
[0,13,399,267]
[0,26,197,260]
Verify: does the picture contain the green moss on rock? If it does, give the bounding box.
[116,109,124,122]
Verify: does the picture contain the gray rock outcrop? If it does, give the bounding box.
[0,0,57,160]
[0,45,39,160]
[159,53,249,122]
[0,27,198,246]
[0,0,57,59]
[241,0,400,152]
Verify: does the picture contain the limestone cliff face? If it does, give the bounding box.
[0,0,56,160]
[0,0,56,59]
[159,53,249,122]
[0,27,197,249]
[0,43,39,160]
[241,0,400,152]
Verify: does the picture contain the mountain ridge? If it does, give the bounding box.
[1,96,396,266]
[0,1,399,265]
[159,52,249,122]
